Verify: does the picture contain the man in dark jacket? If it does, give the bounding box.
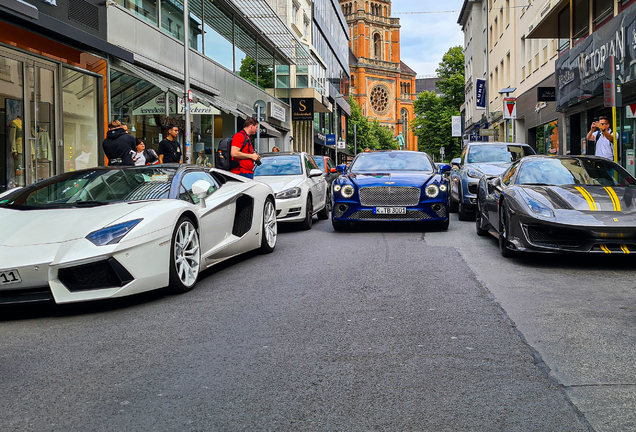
[102,120,136,166]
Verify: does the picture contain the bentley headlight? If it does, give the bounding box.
[86,219,142,246]
[333,184,341,192]
[341,185,355,198]
[439,184,447,192]
[521,192,553,218]
[466,168,482,179]
[275,187,301,199]
[425,185,439,198]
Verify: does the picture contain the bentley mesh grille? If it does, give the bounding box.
[434,205,447,218]
[333,204,348,218]
[526,226,585,247]
[359,187,420,207]
[348,210,430,220]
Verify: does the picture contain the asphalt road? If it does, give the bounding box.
[1,214,621,431]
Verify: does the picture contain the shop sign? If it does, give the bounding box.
[503,98,517,119]
[537,87,556,102]
[326,134,336,146]
[291,98,314,121]
[479,129,495,136]
[269,102,286,122]
[315,132,326,144]
[475,79,486,109]
[452,116,462,137]
[554,5,636,111]
[177,98,221,115]
[133,94,176,116]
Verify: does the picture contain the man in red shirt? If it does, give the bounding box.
[230,117,260,178]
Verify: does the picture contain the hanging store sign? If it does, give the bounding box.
[133,94,176,116]
[537,87,556,102]
[269,102,286,122]
[475,79,486,109]
[177,98,221,115]
[291,98,314,121]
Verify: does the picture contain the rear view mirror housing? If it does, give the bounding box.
[336,164,347,174]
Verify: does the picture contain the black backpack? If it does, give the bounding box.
[215,134,249,171]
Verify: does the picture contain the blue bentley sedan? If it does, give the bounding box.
[331,151,451,231]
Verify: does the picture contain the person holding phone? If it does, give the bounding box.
[586,116,614,160]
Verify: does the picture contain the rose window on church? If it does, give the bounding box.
[369,85,389,114]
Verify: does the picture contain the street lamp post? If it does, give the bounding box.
[183,0,192,164]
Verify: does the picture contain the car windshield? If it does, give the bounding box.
[254,155,303,176]
[350,152,434,172]
[516,158,636,186]
[311,156,325,171]
[467,145,534,163]
[0,167,177,209]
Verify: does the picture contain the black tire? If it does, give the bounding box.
[167,217,200,294]
[436,217,450,231]
[299,196,313,230]
[317,190,329,220]
[332,217,349,231]
[260,197,277,253]
[458,186,474,221]
[499,202,515,258]
[475,200,489,237]
[449,186,459,213]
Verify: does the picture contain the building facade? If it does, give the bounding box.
[339,0,417,151]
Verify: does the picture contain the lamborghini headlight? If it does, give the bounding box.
[275,187,302,199]
[521,192,554,218]
[425,185,439,198]
[86,219,142,246]
[341,185,355,198]
[466,168,483,179]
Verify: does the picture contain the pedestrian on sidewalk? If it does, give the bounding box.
[102,120,136,166]
[158,126,182,164]
[230,118,260,179]
[586,116,614,160]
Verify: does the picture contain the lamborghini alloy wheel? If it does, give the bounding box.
[260,198,277,253]
[168,217,200,293]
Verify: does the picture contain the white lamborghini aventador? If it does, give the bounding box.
[0,164,277,305]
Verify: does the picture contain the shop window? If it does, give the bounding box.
[203,0,233,71]
[573,0,589,41]
[114,0,157,26]
[594,0,613,27]
[161,0,185,41]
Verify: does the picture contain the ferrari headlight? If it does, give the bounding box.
[275,187,302,199]
[341,185,355,198]
[86,219,142,246]
[439,184,447,192]
[466,168,483,179]
[333,184,341,192]
[521,193,554,218]
[425,185,439,198]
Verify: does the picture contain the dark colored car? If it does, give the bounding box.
[331,150,451,231]
[450,142,536,221]
[311,155,339,213]
[476,155,636,256]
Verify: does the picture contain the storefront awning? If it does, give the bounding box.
[259,121,282,138]
[196,92,242,117]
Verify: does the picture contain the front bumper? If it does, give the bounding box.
[275,196,306,222]
[461,178,480,208]
[332,199,448,222]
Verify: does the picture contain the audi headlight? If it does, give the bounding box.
[439,184,447,192]
[521,192,553,218]
[341,185,355,198]
[86,219,142,246]
[275,187,302,199]
[333,184,341,192]
[466,168,483,179]
[425,185,439,198]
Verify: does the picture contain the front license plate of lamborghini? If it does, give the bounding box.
[374,207,406,215]
[0,269,21,285]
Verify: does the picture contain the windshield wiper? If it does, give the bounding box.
[70,200,112,206]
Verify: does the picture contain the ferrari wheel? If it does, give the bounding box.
[498,202,515,258]
[299,196,313,230]
[260,198,277,254]
[332,217,349,231]
[475,201,488,237]
[168,217,200,293]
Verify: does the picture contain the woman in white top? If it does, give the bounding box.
[133,139,146,166]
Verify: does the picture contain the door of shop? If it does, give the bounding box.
[0,49,57,192]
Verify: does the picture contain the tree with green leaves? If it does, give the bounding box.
[347,96,398,154]
[412,46,465,161]
[238,56,273,90]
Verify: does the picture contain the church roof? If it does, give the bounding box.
[400,61,416,76]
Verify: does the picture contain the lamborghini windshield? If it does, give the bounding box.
[516,158,636,187]
[351,152,434,172]
[0,167,177,209]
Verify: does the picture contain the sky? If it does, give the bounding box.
[392,0,465,76]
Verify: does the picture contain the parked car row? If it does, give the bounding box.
[450,143,636,257]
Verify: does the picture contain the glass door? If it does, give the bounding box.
[26,62,57,184]
[0,54,25,192]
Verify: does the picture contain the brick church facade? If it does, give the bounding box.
[339,0,417,151]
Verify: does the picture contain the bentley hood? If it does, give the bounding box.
[256,175,304,193]
[345,172,434,188]
[0,202,152,246]
[468,162,511,176]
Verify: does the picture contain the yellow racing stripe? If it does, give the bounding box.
[620,244,630,254]
[600,244,611,254]
[575,186,598,211]
[603,186,622,212]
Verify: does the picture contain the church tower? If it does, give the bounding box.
[340,0,417,151]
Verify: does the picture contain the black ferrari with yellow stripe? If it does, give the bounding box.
[475,155,636,256]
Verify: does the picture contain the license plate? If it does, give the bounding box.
[0,269,21,285]
[374,207,407,215]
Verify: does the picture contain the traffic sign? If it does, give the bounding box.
[337,140,346,149]
[253,99,266,113]
[503,98,517,119]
